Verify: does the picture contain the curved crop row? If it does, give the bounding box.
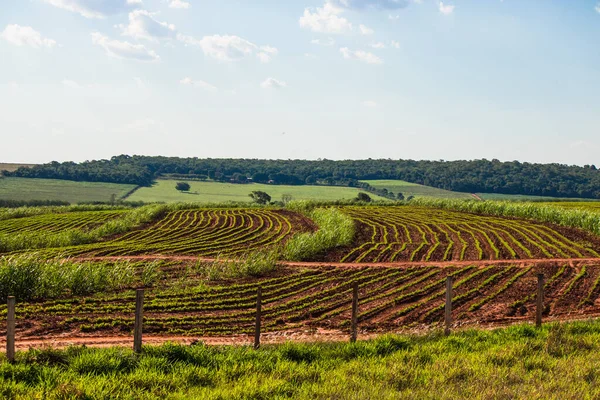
[8,262,600,338]
[336,206,600,262]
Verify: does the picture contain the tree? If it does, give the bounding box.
[397,192,405,201]
[249,190,271,205]
[406,195,414,202]
[176,182,191,192]
[355,192,372,203]
[281,194,293,205]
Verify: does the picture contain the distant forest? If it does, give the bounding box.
[3,155,600,199]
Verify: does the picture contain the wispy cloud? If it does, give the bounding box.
[180,77,217,91]
[439,1,455,15]
[169,0,190,9]
[260,77,287,89]
[359,24,374,35]
[311,37,335,46]
[42,0,142,19]
[119,10,177,42]
[1,24,57,48]
[91,32,159,61]
[340,47,383,64]
[178,34,277,63]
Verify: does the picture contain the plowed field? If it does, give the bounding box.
[329,206,600,262]
[5,260,600,342]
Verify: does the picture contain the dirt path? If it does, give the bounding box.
[6,312,600,351]
[75,255,600,268]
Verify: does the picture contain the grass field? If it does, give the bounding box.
[3,321,600,399]
[128,179,387,203]
[0,177,137,204]
[362,180,474,199]
[476,193,594,201]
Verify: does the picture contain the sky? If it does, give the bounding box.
[1,0,600,165]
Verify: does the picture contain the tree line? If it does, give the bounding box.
[3,155,600,199]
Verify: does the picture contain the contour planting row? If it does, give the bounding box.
[56,208,313,257]
[0,210,127,235]
[337,206,600,262]
[5,262,600,338]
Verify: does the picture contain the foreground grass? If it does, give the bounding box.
[128,179,388,203]
[3,321,600,399]
[0,177,137,203]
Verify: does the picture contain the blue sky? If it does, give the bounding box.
[1,0,600,165]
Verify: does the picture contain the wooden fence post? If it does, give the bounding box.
[134,289,144,353]
[254,286,262,350]
[445,276,453,336]
[350,282,358,343]
[6,297,15,363]
[536,274,544,328]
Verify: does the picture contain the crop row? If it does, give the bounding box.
[5,262,600,338]
[0,210,126,235]
[51,209,311,257]
[337,206,600,262]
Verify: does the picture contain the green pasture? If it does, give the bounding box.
[0,177,137,204]
[128,179,387,203]
[475,193,594,201]
[361,179,474,199]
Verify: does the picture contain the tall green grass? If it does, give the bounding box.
[409,198,600,236]
[283,205,355,261]
[4,321,600,399]
[0,254,136,301]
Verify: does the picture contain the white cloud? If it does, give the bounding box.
[595,3,600,13]
[299,3,353,34]
[91,32,159,61]
[257,45,278,63]
[340,47,383,64]
[0,24,57,48]
[169,0,190,9]
[388,14,400,20]
[8,81,19,90]
[260,77,287,89]
[391,40,400,48]
[180,77,217,91]
[178,34,277,63]
[362,100,377,108]
[359,24,374,35]
[370,42,385,49]
[311,37,335,46]
[42,0,142,19]
[120,10,176,42]
[439,2,455,15]
[304,53,317,59]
